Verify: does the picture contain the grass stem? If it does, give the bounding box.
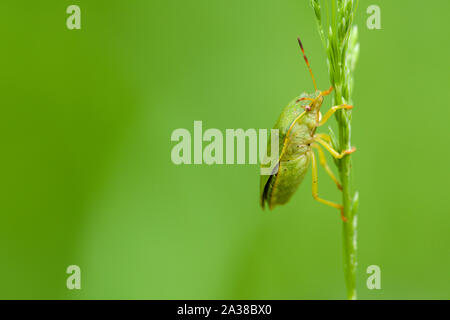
[311,0,359,300]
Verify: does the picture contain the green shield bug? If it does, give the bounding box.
[260,38,355,221]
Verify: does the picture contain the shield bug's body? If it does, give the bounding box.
[260,38,355,220]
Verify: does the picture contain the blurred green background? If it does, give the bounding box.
[1,0,449,299]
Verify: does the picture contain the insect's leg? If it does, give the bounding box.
[312,143,342,190]
[296,97,315,103]
[317,104,353,126]
[314,133,332,142]
[311,151,347,221]
[314,137,356,159]
[320,86,334,97]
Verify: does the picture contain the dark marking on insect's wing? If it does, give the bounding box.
[260,162,280,209]
[260,176,271,209]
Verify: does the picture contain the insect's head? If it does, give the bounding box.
[307,94,323,112]
[310,94,323,111]
[296,90,323,112]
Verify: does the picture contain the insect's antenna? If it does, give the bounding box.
[297,37,318,91]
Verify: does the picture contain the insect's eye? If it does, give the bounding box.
[305,105,311,111]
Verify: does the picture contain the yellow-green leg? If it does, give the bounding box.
[314,133,332,142]
[311,151,347,221]
[314,136,356,159]
[318,104,353,127]
[312,143,342,190]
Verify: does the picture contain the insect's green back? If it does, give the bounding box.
[260,91,322,210]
